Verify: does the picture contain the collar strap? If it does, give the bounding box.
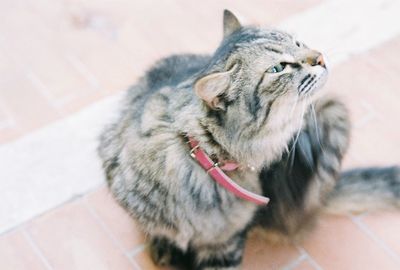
[188,137,269,205]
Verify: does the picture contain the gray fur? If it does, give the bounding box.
[324,166,400,214]
[255,96,351,243]
[98,10,399,269]
[223,10,242,38]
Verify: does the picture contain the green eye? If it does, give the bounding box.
[266,63,286,73]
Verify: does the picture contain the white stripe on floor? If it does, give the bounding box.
[279,0,400,65]
[0,95,122,233]
[1,0,400,233]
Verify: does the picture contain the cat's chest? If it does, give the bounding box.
[190,196,258,245]
[181,168,261,244]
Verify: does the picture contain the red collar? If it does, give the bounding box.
[188,137,269,205]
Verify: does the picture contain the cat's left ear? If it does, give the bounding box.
[195,64,237,110]
[223,9,242,38]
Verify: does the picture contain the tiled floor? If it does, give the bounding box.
[1,0,400,269]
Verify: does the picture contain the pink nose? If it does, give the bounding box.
[305,51,326,68]
[315,54,326,67]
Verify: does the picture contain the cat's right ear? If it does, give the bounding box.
[194,64,237,110]
[223,9,242,38]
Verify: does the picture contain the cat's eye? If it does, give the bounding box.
[266,63,286,73]
[295,41,302,47]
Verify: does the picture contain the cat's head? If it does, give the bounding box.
[194,10,328,167]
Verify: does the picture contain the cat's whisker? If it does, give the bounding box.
[289,119,304,170]
[310,103,324,153]
[288,96,307,170]
[288,94,299,120]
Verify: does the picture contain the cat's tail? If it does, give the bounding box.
[323,166,400,214]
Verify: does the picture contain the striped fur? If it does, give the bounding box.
[98,10,399,269]
[324,167,400,214]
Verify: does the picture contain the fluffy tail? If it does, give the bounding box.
[324,166,400,214]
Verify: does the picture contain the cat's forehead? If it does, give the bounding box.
[234,27,294,46]
[223,27,299,60]
[213,27,300,67]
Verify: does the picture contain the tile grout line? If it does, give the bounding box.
[0,195,89,238]
[353,100,382,129]
[21,228,54,270]
[26,71,59,110]
[26,70,78,113]
[65,53,101,90]
[350,215,400,265]
[82,199,141,269]
[304,256,324,270]
[126,244,147,270]
[127,243,147,257]
[281,253,308,270]
[296,245,324,270]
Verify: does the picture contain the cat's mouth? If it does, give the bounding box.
[298,71,327,96]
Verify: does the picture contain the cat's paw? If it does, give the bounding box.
[149,237,191,266]
[149,237,177,266]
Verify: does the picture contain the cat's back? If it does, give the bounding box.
[98,53,210,182]
[144,54,210,91]
[123,54,210,118]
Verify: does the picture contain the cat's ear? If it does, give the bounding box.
[195,64,237,110]
[223,9,242,38]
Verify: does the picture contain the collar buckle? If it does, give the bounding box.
[189,145,200,158]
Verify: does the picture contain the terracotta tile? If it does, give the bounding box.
[133,248,172,270]
[0,230,46,270]
[27,201,135,270]
[361,212,400,256]
[60,35,138,94]
[26,52,97,107]
[325,38,400,167]
[0,106,14,129]
[0,127,21,144]
[302,215,400,270]
[347,122,400,167]
[16,0,153,109]
[35,0,177,85]
[0,8,96,105]
[58,90,108,115]
[291,258,318,270]
[0,76,61,133]
[85,186,146,252]
[0,46,23,89]
[242,232,300,270]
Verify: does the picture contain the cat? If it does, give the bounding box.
[98,10,400,270]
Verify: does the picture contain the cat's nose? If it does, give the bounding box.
[304,51,326,68]
[314,53,326,67]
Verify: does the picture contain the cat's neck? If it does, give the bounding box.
[172,97,237,165]
[173,88,305,171]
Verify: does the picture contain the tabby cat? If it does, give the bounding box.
[98,10,400,270]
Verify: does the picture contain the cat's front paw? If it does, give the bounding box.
[150,237,174,266]
[150,237,190,267]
